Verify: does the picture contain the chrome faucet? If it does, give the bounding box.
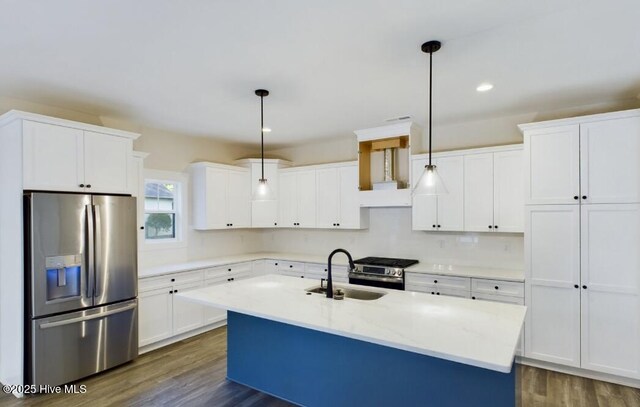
[327,248,355,299]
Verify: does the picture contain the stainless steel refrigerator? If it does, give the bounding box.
[24,192,138,386]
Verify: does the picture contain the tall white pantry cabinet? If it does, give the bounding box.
[520,109,640,381]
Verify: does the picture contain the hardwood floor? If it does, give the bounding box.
[1,326,638,407]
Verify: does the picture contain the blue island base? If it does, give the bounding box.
[227,311,515,407]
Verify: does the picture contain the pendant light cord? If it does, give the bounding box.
[260,94,265,180]
[428,49,433,167]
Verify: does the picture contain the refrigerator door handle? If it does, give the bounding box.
[93,204,102,299]
[85,204,95,299]
[38,303,137,329]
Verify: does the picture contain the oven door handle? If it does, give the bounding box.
[348,273,404,284]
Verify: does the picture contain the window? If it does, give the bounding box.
[144,180,180,241]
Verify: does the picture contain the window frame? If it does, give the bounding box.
[140,169,188,251]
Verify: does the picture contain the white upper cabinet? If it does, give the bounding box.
[23,120,84,192]
[316,163,366,229]
[21,118,136,194]
[191,163,250,230]
[521,110,640,205]
[464,153,494,232]
[249,161,279,228]
[278,169,317,228]
[580,117,640,204]
[411,155,463,231]
[493,150,524,232]
[523,125,580,205]
[83,130,131,194]
[580,204,640,378]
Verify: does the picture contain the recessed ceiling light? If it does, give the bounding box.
[476,83,494,92]
[262,127,272,133]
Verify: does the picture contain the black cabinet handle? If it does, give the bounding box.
[171,278,175,282]
[275,263,278,266]
[436,292,440,295]
[228,268,231,272]
[86,184,92,188]
[274,222,277,226]
[324,269,327,272]
[437,225,441,228]
[231,278,234,281]
[337,223,340,226]
[582,285,587,289]
[434,280,438,284]
[140,226,145,230]
[494,286,499,290]
[494,225,498,229]
[432,224,436,228]
[289,265,293,268]
[488,225,493,229]
[574,196,579,200]
[574,284,579,289]
[300,276,304,278]
[169,290,173,294]
[472,296,476,300]
[79,184,85,188]
[431,292,435,295]
[174,289,178,293]
[582,195,587,200]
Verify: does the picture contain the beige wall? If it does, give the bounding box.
[0,96,102,125]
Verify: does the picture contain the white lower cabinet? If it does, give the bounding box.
[139,288,173,347]
[172,281,205,335]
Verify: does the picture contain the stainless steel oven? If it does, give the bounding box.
[349,257,419,290]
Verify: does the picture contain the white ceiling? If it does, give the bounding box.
[1,0,639,146]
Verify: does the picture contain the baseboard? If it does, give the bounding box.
[517,356,640,389]
[139,320,228,354]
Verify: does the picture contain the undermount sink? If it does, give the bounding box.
[306,285,387,301]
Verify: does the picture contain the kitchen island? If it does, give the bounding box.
[177,274,526,407]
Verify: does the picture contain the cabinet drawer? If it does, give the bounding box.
[405,273,471,291]
[472,279,524,298]
[405,284,470,298]
[140,270,204,292]
[205,262,253,279]
[277,261,305,273]
[471,292,524,305]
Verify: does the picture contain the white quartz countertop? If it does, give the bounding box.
[176,274,526,373]
[139,252,523,281]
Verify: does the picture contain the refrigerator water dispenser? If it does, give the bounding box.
[45,255,81,301]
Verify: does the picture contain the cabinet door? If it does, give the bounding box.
[525,205,581,367]
[436,156,464,231]
[316,168,340,228]
[338,164,362,229]
[83,131,131,194]
[251,163,279,227]
[203,278,228,325]
[493,150,524,232]
[296,170,317,228]
[411,158,437,231]
[278,172,297,227]
[227,169,251,228]
[139,288,173,347]
[22,121,84,192]
[173,282,205,335]
[524,125,580,204]
[202,167,228,229]
[580,117,640,204]
[464,153,494,232]
[580,204,640,378]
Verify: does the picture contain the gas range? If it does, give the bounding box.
[349,257,419,290]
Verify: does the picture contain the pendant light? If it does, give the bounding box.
[413,40,448,196]
[253,89,275,201]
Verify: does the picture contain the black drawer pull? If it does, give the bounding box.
[79,184,85,188]
[86,184,92,188]
[434,280,438,284]
[488,225,493,229]
[432,224,436,228]
[494,225,498,229]
[574,196,579,200]
[436,292,440,295]
[437,225,441,228]
[174,289,178,293]
[494,286,499,290]
[140,226,145,230]
[582,195,587,200]
[582,285,587,289]
[228,268,231,272]
[169,290,173,294]
[289,265,293,268]
[171,278,175,282]
[472,296,476,300]
[574,284,579,289]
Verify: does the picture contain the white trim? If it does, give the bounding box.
[412,143,523,161]
[279,160,357,173]
[140,170,189,251]
[517,108,640,133]
[0,110,140,139]
[354,121,422,142]
[234,158,292,168]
